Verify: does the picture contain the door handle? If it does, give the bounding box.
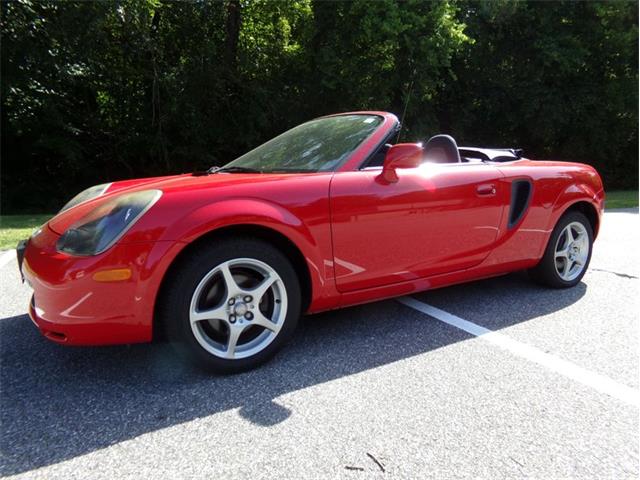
[476,184,496,196]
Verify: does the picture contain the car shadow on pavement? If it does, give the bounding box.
[0,272,586,475]
[412,270,589,330]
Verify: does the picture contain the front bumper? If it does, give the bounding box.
[20,225,181,345]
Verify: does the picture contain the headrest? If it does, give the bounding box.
[424,134,461,163]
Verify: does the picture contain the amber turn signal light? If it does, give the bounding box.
[92,268,132,282]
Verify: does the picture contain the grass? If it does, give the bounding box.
[0,214,53,250]
[605,190,638,209]
[0,189,636,249]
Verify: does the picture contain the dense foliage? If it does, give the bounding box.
[1,0,637,212]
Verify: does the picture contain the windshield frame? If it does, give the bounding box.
[219,112,397,174]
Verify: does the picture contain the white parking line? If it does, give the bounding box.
[0,249,15,269]
[397,296,640,407]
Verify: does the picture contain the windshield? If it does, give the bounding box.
[221,114,383,173]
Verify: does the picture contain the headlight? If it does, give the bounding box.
[56,190,162,256]
[59,183,112,213]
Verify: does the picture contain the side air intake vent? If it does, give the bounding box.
[508,180,532,228]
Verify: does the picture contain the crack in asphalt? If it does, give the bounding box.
[590,268,638,280]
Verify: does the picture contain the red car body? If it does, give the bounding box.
[21,111,605,346]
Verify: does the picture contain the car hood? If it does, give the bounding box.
[48,171,323,234]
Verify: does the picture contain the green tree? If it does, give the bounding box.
[1,0,636,213]
[440,0,638,187]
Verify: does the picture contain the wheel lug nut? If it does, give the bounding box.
[244,295,252,303]
[245,312,253,320]
[229,315,236,324]
[228,298,235,306]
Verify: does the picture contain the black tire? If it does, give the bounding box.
[528,210,593,288]
[160,237,301,374]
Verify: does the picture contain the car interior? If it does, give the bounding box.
[363,134,522,168]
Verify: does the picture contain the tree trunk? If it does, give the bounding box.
[225,0,241,72]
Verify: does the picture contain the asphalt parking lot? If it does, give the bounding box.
[1,209,638,479]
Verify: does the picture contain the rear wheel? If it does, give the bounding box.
[161,238,301,373]
[529,211,593,288]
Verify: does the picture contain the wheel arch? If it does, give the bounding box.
[153,223,314,341]
[564,201,599,237]
[548,181,603,239]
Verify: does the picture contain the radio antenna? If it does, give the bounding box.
[396,69,416,143]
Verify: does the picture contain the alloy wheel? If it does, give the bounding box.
[189,258,288,359]
[554,221,589,282]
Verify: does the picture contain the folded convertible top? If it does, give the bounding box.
[458,147,524,162]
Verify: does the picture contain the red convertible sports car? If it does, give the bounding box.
[18,111,604,372]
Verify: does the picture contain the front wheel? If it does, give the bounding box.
[529,211,593,288]
[161,238,301,373]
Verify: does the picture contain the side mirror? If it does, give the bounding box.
[380,143,423,183]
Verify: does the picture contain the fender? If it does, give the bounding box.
[160,198,314,243]
[154,197,338,312]
[546,176,604,240]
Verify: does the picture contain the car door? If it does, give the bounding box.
[329,163,507,292]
